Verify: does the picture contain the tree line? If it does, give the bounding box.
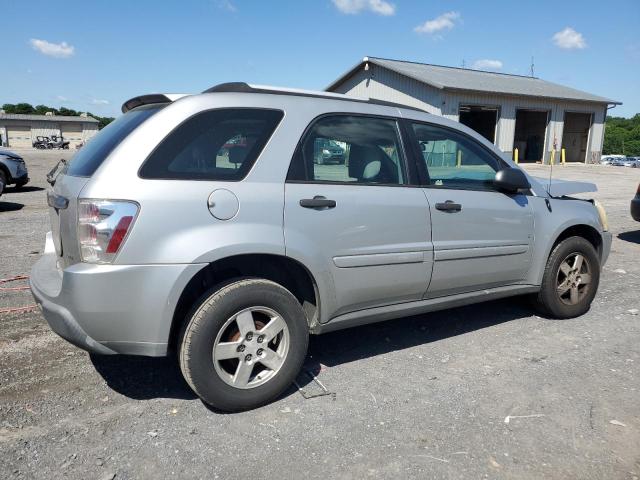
[603,114,640,156]
[1,102,114,130]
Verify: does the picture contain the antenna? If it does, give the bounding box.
[530,56,535,77]
[548,154,553,196]
[461,59,466,69]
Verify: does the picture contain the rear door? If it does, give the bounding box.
[407,120,534,298]
[284,114,433,320]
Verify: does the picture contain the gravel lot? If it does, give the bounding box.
[1,151,639,479]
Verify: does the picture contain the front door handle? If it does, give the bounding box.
[435,200,462,212]
[299,196,336,209]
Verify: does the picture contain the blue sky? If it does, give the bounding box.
[3,0,639,118]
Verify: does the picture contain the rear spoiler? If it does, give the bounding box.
[121,93,190,113]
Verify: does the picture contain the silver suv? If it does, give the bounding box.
[31,83,612,411]
[0,147,29,196]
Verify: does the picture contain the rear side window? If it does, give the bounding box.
[67,104,164,177]
[287,115,406,185]
[139,108,284,181]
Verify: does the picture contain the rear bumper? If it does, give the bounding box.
[631,196,640,222]
[30,233,206,356]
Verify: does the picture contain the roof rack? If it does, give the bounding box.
[202,82,427,113]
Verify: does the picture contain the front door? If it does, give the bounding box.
[284,114,433,320]
[409,121,534,297]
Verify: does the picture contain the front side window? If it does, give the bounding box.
[140,108,283,180]
[288,115,406,185]
[412,122,503,190]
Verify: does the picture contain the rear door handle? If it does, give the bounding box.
[435,200,462,212]
[299,196,336,209]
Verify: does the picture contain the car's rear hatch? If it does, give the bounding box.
[47,103,167,268]
[48,173,89,267]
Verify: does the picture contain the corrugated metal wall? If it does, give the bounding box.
[331,64,607,163]
[0,120,99,149]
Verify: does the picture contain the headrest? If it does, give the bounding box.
[228,146,247,164]
[348,144,383,180]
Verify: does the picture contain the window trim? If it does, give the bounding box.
[137,107,284,182]
[402,118,515,193]
[285,112,418,188]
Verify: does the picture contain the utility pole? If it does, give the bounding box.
[530,56,535,77]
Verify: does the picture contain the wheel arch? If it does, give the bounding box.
[168,253,319,352]
[0,163,12,183]
[550,223,603,259]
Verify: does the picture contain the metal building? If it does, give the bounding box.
[0,112,99,149]
[327,57,621,164]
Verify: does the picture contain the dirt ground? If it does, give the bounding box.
[1,151,639,479]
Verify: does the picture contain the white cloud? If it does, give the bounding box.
[414,11,460,35]
[91,99,109,105]
[471,59,503,70]
[216,0,237,12]
[56,95,69,102]
[552,27,586,50]
[29,38,75,58]
[332,0,395,16]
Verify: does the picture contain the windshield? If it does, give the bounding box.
[66,104,164,177]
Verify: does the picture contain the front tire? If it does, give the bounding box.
[179,279,309,412]
[533,236,600,318]
[0,171,6,196]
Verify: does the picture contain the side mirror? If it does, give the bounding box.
[494,167,530,194]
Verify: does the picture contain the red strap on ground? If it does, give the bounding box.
[0,275,37,313]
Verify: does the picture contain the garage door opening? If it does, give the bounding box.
[459,105,498,143]
[7,125,32,149]
[562,112,592,163]
[513,110,549,163]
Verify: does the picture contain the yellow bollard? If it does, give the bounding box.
[456,149,462,167]
[550,150,555,165]
[561,148,566,165]
[514,148,519,164]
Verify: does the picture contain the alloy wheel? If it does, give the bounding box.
[212,306,290,389]
[556,252,592,306]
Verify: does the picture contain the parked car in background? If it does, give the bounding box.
[31,83,612,412]
[632,183,640,221]
[0,147,29,196]
[313,138,345,164]
[623,157,640,168]
[600,155,626,166]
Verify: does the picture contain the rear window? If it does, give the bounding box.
[139,108,284,181]
[66,104,164,177]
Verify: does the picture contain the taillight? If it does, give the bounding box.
[78,200,139,263]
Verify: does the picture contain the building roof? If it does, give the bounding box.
[0,112,99,123]
[327,56,621,105]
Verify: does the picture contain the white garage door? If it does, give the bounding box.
[61,123,83,149]
[7,125,32,148]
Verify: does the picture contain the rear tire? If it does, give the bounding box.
[179,278,309,412]
[0,171,6,196]
[533,236,600,318]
